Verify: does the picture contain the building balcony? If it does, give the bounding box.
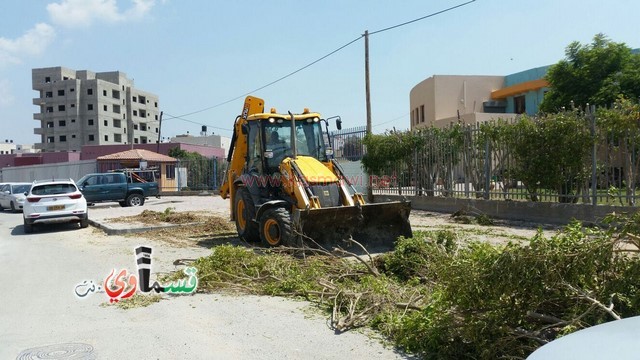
[34,128,44,135]
[33,113,44,120]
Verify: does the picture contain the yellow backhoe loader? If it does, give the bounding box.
[220,96,412,248]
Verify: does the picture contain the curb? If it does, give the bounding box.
[88,219,202,235]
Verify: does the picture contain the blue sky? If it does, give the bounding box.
[1,0,639,145]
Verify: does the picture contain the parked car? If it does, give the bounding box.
[23,179,88,233]
[76,171,159,207]
[0,182,32,212]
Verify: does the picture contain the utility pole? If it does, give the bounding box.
[365,30,372,135]
[364,30,374,201]
[156,111,163,153]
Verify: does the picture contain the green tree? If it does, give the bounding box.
[540,33,640,112]
[168,147,216,190]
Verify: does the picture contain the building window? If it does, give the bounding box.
[46,121,54,128]
[141,136,148,144]
[420,105,425,123]
[154,101,158,108]
[133,124,138,130]
[140,123,147,131]
[72,134,76,139]
[132,96,137,102]
[89,134,95,141]
[58,105,65,111]
[166,164,175,179]
[134,138,139,144]
[88,119,94,126]
[113,104,121,114]
[133,110,138,116]
[103,105,108,111]
[70,88,75,92]
[104,120,108,126]
[88,104,94,110]
[60,135,67,142]
[71,119,76,123]
[155,114,158,120]
[47,136,54,143]
[155,127,159,133]
[63,76,69,80]
[113,119,121,128]
[87,88,93,95]
[104,135,109,142]
[46,106,53,113]
[58,89,65,96]
[70,103,75,108]
[139,95,146,104]
[514,95,526,114]
[114,134,122,143]
[140,110,146,118]
[45,77,51,83]
[45,91,53,98]
[112,90,120,99]
[103,90,107,96]
[59,120,66,127]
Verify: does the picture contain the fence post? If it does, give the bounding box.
[212,158,217,190]
[484,135,491,200]
[590,105,597,206]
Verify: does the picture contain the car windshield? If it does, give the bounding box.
[263,120,329,171]
[31,183,77,195]
[12,185,31,194]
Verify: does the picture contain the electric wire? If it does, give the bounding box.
[165,1,477,122]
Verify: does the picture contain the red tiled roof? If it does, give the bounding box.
[97,149,176,162]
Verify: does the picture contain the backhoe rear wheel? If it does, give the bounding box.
[234,187,260,242]
[259,207,293,247]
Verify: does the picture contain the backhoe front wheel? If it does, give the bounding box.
[259,207,293,247]
[234,188,260,242]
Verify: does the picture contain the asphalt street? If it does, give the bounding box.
[0,198,406,359]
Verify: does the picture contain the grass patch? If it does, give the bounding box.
[101,293,163,309]
[181,211,640,358]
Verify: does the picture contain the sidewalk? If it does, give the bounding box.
[88,195,231,235]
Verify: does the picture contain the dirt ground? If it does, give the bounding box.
[92,196,562,249]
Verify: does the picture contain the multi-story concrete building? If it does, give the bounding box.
[410,66,550,129]
[32,66,160,152]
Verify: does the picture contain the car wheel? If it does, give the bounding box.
[10,202,16,213]
[259,207,293,247]
[80,218,89,229]
[126,194,144,207]
[23,219,33,234]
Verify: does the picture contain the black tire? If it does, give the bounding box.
[80,214,89,229]
[10,202,16,213]
[23,219,33,234]
[259,207,293,247]
[126,193,144,207]
[234,187,260,242]
[119,201,127,207]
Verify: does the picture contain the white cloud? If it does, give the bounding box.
[0,23,56,66]
[0,80,15,108]
[47,0,156,28]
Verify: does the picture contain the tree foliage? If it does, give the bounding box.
[541,33,640,112]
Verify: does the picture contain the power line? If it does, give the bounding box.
[373,112,410,128]
[163,112,232,132]
[369,0,476,35]
[165,1,476,121]
[164,35,362,121]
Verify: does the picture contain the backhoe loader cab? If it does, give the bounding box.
[220,96,411,249]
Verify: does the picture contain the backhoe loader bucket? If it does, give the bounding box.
[292,200,412,250]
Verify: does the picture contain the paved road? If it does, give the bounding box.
[0,200,407,359]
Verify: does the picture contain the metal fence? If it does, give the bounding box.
[365,113,640,206]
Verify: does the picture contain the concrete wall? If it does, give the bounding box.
[433,112,518,128]
[410,75,505,129]
[1,160,97,183]
[375,194,637,225]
